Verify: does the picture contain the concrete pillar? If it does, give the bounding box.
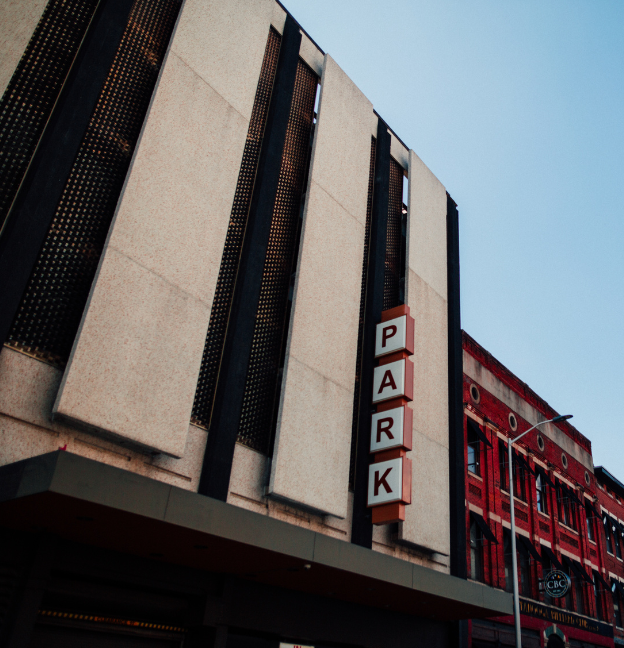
[54,0,277,457]
[269,55,374,518]
[398,150,451,556]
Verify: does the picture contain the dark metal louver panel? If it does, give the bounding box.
[6,0,181,367]
[0,0,99,234]
[349,136,377,487]
[383,157,405,311]
[237,59,318,454]
[192,28,282,430]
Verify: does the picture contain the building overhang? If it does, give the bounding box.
[0,451,512,622]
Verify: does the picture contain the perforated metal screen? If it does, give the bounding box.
[7,0,181,366]
[349,136,377,486]
[238,59,318,454]
[192,28,282,431]
[0,0,99,234]
[383,158,406,311]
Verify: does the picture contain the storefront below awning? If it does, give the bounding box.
[0,451,512,623]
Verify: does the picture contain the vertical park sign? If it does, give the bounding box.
[367,304,414,525]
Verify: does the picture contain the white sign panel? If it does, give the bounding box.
[372,359,405,403]
[375,315,407,358]
[370,406,404,452]
[367,457,403,506]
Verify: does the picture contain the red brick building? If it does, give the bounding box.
[462,331,624,648]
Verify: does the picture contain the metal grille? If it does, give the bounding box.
[0,0,99,234]
[383,157,405,311]
[191,29,281,429]
[7,0,181,366]
[238,60,318,454]
[349,136,377,487]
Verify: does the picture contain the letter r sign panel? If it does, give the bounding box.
[370,406,412,452]
[367,458,403,506]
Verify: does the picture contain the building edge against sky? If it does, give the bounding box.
[0,0,512,646]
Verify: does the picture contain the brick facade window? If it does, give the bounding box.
[499,439,509,491]
[470,519,484,582]
[536,472,549,515]
[585,502,595,542]
[467,421,481,476]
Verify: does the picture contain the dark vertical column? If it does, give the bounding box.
[198,16,302,501]
[350,121,391,548]
[446,193,468,648]
[447,193,466,578]
[0,0,135,347]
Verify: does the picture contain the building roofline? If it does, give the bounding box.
[595,466,624,501]
[462,330,592,454]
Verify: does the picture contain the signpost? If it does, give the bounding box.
[367,305,414,525]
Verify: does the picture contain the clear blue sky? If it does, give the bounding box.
[282,0,624,475]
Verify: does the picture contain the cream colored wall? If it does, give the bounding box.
[268,55,373,518]
[54,0,278,457]
[0,346,206,488]
[398,150,451,561]
[0,0,48,98]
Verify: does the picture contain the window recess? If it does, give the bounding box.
[5,0,182,366]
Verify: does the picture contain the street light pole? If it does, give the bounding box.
[507,414,572,648]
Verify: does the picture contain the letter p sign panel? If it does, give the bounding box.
[375,315,414,358]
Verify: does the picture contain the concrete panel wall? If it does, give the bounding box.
[268,55,373,518]
[399,150,450,557]
[54,0,277,457]
[0,0,48,98]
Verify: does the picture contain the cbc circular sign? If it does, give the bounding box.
[544,570,571,598]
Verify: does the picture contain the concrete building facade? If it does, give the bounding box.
[0,0,510,645]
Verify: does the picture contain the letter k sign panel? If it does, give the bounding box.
[367,458,403,506]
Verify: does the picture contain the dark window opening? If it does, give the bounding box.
[6,0,182,366]
[593,580,604,620]
[467,420,482,476]
[348,136,376,488]
[238,58,318,455]
[470,519,484,583]
[191,28,281,433]
[499,439,509,492]
[613,588,622,628]
[383,157,405,311]
[0,0,100,233]
[536,472,549,515]
[503,530,513,593]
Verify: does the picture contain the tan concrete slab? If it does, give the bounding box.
[0,0,48,98]
[305,55,373,225]
[268,54,373,518]
[108,52,248,304]
[284,183,364,389]
[170,0,275,121]
[399,430,450,557]
[409,272,449,449]
[399,150,450,552]
[270,357,355,517]
[407,150,448,301]
[54,248,209,458]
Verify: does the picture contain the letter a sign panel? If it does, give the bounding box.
[372,359,413,403]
